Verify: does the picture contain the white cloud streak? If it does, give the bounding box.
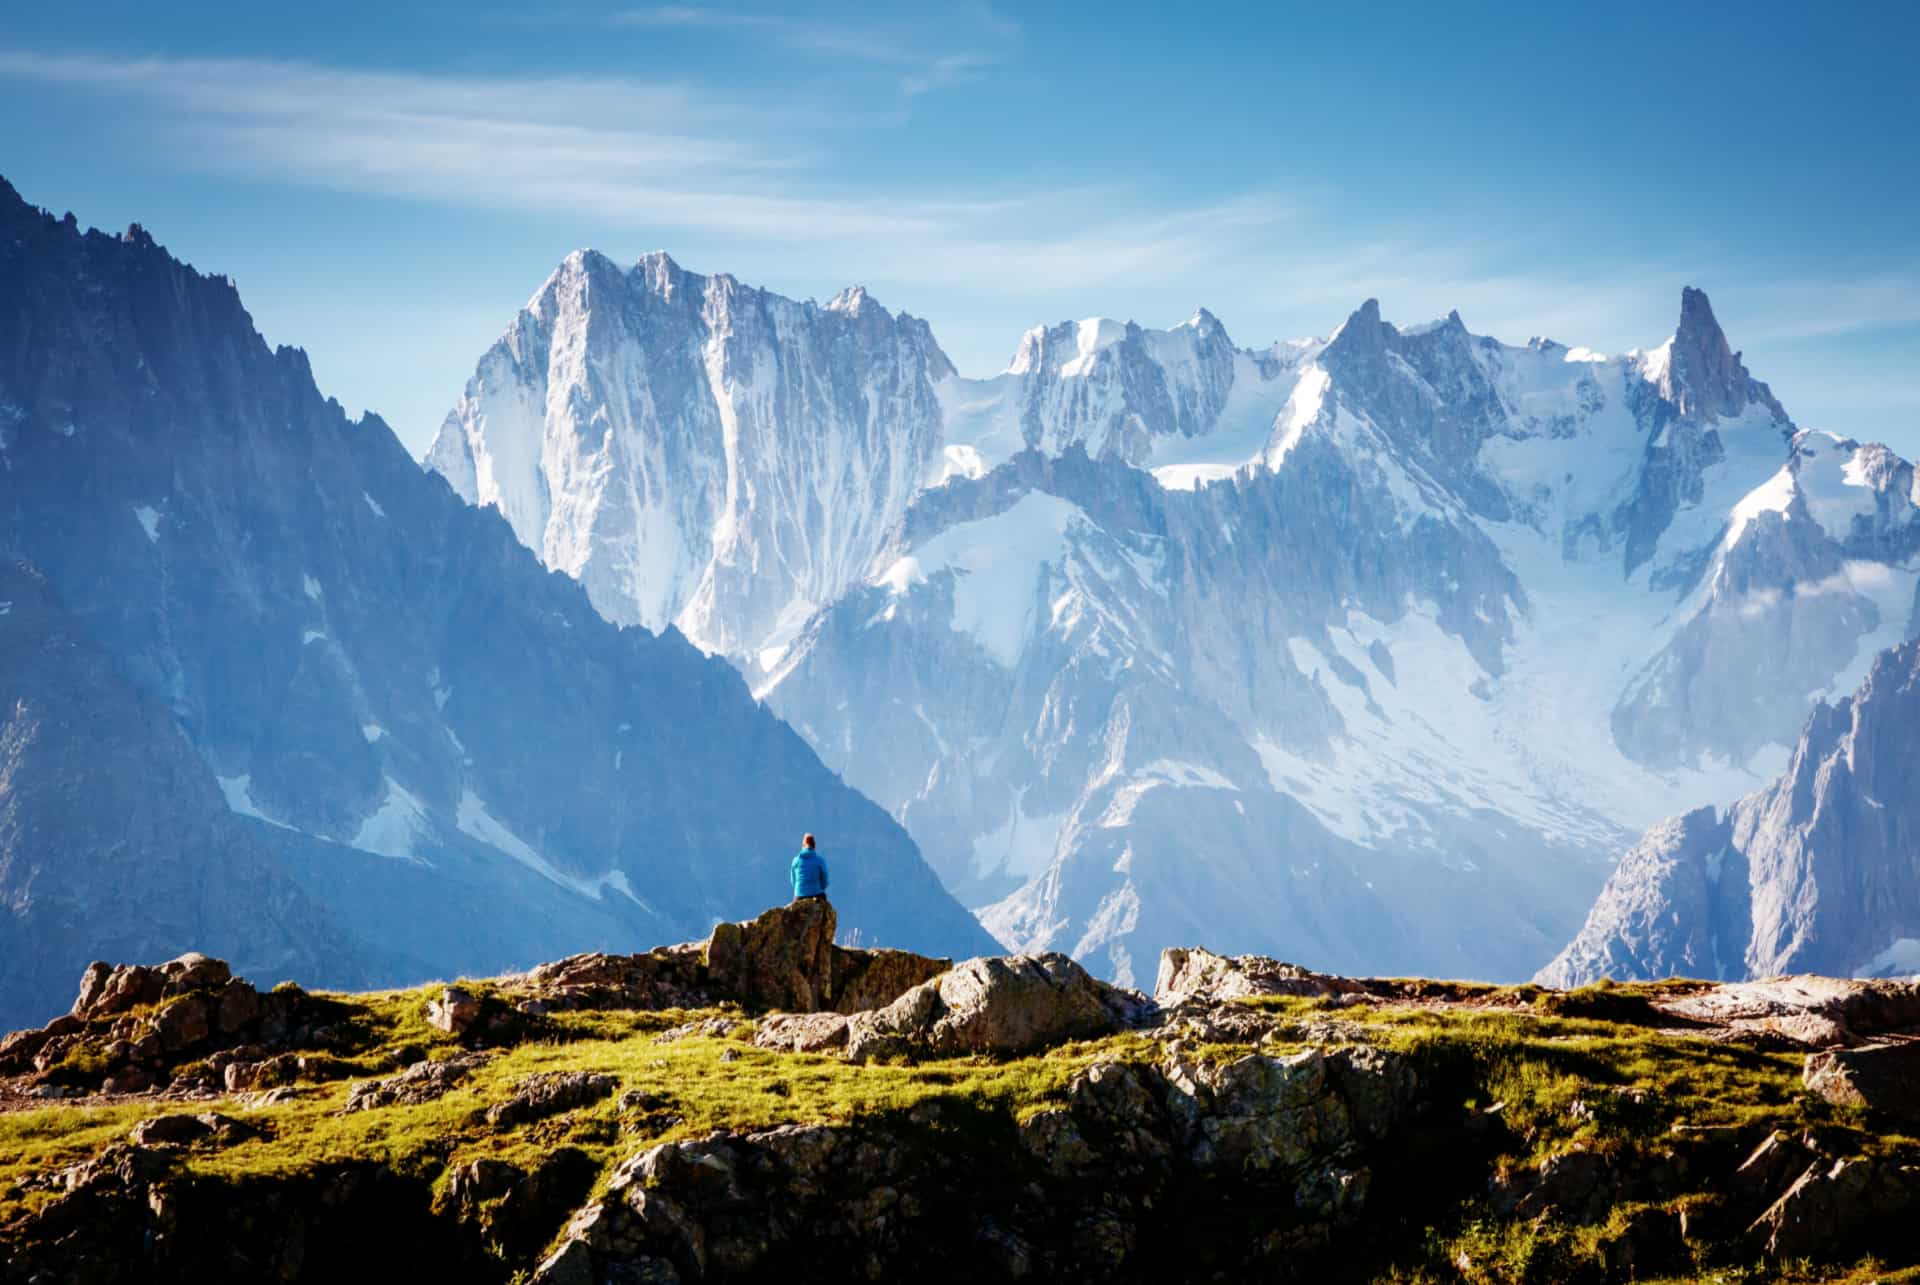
[612,4,1016,94]
[0,48,1290,288]
[0,45,1913,394]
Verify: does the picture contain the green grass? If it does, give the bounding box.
[0,995,1161,1232]
[8,978,1919,1281]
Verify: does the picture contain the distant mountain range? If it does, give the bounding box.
[0,178,995,1028]
[7,169,1916,1019]
[432,253,1920,987]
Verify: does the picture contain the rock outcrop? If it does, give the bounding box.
[516,902,949,1021]
[844,953,1148,1062]
[1648,974,1920,1048]
[0,953,322,1095]
[704,899,840,1013]
[1802,1043,1920,1123]
[1154,947,1370,1006]
[535,1047,1420,1285]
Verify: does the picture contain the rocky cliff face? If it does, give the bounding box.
[434,251,1914,985]
[427,252,954,657]
[0,561,384,1029]
[0,177,995,1026]
[1545,637,1920,986]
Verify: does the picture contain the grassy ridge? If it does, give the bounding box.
[5,977,1916,1282]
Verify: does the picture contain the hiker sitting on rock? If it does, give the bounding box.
[791,833,828,903]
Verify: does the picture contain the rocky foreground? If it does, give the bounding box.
[4,904,1920,1283]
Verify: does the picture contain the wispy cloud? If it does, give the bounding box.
[612,4,1016,95]
[0,47,1282,289]
[1,45,1913,394]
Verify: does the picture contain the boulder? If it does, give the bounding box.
[343,1052,493,1112]
[846,954,1140,1062]
[72,962,165,1019]
[653,1017,740,1044]
[442,1147,599,1259]
[705,899,838,1012]
[486,1071,620,1127]
[752,1012,851,1054]
[150,995,211,1052]
[161,952,233,992]
[129,1114,215,1147]
[520,945,711,1012]
[532,1240,597,1285]
[1803,1042,1920,1122]
[1748,1156,1918,1259]
[830,947,951,1015]
[52,1142,177,1195]
[126,1112,254,1149]
[1729,1130,1822,1215]
[1154,948,1367,1006]
[216,983,263,1034]
[1654,975,1920,1049]
[426,985,481,1036]
[71,953,235,1023]
[1167,1050,1355,1175]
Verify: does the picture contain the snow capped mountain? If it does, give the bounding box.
[1614,429,1920,768]
[434,254,1915,985]
[937,308,1304,487]
[428,251,954,662]
[1542,634,1920,986]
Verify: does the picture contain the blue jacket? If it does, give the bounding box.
[791,848,829,899]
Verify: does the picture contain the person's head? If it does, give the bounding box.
[803,833,816,850]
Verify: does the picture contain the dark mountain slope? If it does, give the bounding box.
[0,178,994,1023]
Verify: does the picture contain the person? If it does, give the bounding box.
[791,833,829,902]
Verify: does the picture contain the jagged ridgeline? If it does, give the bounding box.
[6,915,1920,1282]
[0,177,998,1029]
[427,240,1920,988]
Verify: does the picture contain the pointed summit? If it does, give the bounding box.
[1323,297,1395,364]
[1661,286,1786,424]
[1676,285,1722,344]
[826,285,874,316]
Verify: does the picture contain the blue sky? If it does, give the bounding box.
[3,1,1916,456]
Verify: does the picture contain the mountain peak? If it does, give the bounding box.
[1323,297,1394,362]
[1661,286,1787,424]
[826,285,873,316]
[1675,285,1726,353]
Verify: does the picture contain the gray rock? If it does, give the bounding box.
[486,1071,619,1127]
[128,1114,214,1147]
[426,986,481,1036]
[532,1239,596,1285]
[1804,1042,1920,1121]
[1748,1156,1916,1259]
[704,900,837,1013]
[342,1052,493,1112]
[845,953,1137,1061]
[751,1012,850,1054]
[1154,947,1366,1006]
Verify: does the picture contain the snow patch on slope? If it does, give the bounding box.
[353,777,431,863]
[876,492,1082,668]
[456,788,646,908]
